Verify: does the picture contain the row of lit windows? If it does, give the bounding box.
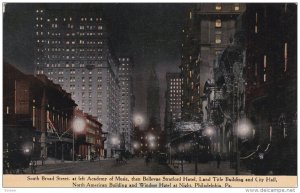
[215,3,240,11]
[119,68,129,71]
[36,32,104,37]
[40,54,103,60]
[170,90,181,93]
[36,39,104,45]
[170,98,180,101]
[79,25,102,30]
[170,102,181,105]
[171,78,181,82]
[170,82,181,86]
[119,58,130,61]
[170,85,181,89]
[170,94,180,97]
[42,63,103,68]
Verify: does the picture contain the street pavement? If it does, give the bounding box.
[169,160,251,175]
[24,157,251,175]
[25,157,176,175]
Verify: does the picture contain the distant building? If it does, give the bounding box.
[118,57,134,152]
[33,7,120,157]
[146,65,161,129]
[165,73,182,143]
[74,109,106,160]
[180,3,245,122]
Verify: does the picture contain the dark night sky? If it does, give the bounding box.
[3,3,193,127]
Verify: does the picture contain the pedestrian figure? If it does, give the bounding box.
[41,155,45,166]
[30,160,36,174]
[216,153,221,169]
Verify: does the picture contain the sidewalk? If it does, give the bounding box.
[34,157,113,166]
[168,161,252,175]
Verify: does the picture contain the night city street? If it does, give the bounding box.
[23,157,251,175]
[3,3,297,179]
[24,158,176,175]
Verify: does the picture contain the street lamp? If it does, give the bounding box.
[236,118,253,139]
[178,144,185,173]
[235,118,253,174]
[54,117,86,162]
[111,135,120,157]
[204,126,215,137]
[134,114,144,127]
[71,117,86,161]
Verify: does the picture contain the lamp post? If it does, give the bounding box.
[72,117,86,162]
[178,144,184,173]
[55,117,86,162]
[111,135,120,157]
[194,133,199,175]
[235,118,252,174]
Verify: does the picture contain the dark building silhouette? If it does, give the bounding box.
[180,3,245,122]
[146,64,161,129]
[3,63,105,162]
[244,3,297,175]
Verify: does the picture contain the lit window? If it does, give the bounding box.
[263,55,267,82]
[255,12,258,34]
[234,4,240,11]
[189,11,192,19]
[216,4,222,11]
[215,19,222,28]
[284,43,288,72]
[263,55,267,68]
[215,34,221,44]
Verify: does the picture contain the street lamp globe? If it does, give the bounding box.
[111,136,120,145]
[134,114,144,126]
[147,133,155,142]
[149,142,155,149]
[204,126,214,137]
[237,118,253,138]
[72,117,86,133]
[133,142,139,149]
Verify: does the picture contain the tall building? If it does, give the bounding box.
[146,65,161,129]
[200,3,297,174]
[165,72,182,143]
[244,4,297,175]
[165,73,182,123]
[180,3,245,122]
[33,7,120,157]
[118,57,134,152]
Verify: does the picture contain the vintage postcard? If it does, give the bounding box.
[2,2,298,190]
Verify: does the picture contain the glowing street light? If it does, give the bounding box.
[72,117,86,133]
[204,126,215,137]
[111,136,120,146]
[71,117,86,161]
[147,133,155,142]
[134,114,144,126]
[133,142,140,149]
[236,118,253,138]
